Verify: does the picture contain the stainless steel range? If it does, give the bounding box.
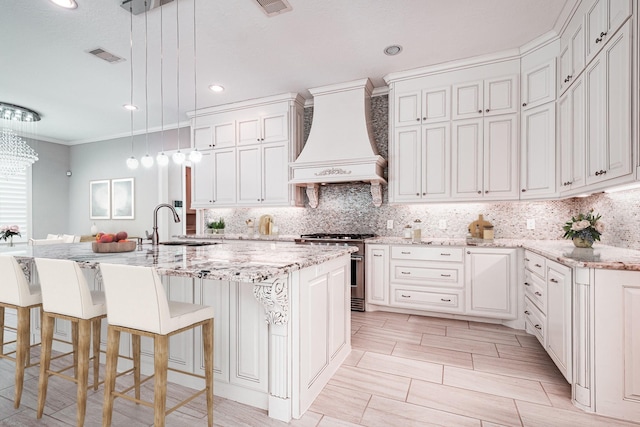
[295,233,375,311]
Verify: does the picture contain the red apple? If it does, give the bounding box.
[116,231,128,242]
[96,232,105,242]
[99,234,114,243]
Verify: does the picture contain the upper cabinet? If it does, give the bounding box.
[585,0,632,64]
[188,93,305,209]
[394,86,450,127]
[521,59,556,110]
[559,13,585,95]
[452,75,518,120]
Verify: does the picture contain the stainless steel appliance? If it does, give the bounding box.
[295,233,375,311]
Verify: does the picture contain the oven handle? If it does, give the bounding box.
[351,255,364,261]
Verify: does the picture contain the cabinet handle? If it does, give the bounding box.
[535,291,542,297]
[401,251,411,254]
[440,253,451,256]
[535,263,542,268]
[595,37,602,43]
[550,278,558,283]
[534,324,542,330]
[401,271,411,275]
[525,310,531,315]
[485,109,490,113]
[522,102,527,107]
[440,298,452,302]
[401,294,411,298]
[524,258,530,262]
[524,282,531,286]
[440,274,451,277]
[600,31,608,37]
[373,254,383,257]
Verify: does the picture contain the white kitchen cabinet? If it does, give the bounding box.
[585,20,632,186]
[191,148,237,208]
[366,244,389,306]
[584,0,632,64]
[192,120,235,150]
[452,75,518,120]
[465,247,518,319]
[392,123,450,202]
[237,142,288,206]
[520,102,556,199]
[452,115,519,201]
[559,13,585,95]
[593,268,640,423]
[559,75,586,193]
[521,59,556,110]
[394,86,450,127]
[237,112,288,146]
[546,260,572,382]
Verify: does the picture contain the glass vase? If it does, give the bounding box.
[8,236,13,247]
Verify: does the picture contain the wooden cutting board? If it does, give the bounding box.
[468,214,492,238]
[258,214,273,235]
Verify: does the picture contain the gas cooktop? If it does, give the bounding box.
[298,233,376,240]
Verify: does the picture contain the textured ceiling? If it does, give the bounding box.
[1,0,572,144]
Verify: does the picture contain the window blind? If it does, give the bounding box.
[0,171,28,243]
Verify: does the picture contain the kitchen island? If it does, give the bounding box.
[6,240,355,422]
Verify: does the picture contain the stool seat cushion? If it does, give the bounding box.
[166,301,215,334]
[0,255,42,307]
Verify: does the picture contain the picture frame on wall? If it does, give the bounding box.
[111,178,135,220]
[89,180,111,219]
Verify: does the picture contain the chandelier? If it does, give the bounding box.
[0,103,40,178]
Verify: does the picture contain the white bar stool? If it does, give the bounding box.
[99,263,214,427]
[34,258,107,427]
[0,255,42,408]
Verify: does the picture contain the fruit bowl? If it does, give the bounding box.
[91,241,136,253]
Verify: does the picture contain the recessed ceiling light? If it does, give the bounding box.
[209,85,224,93]
[383,45,403,56]
[50,0,78,9]
[123,104,138,111]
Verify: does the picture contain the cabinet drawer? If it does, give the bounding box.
[391,246,463,262]
[524,269,546,313]
[524,250,546,278]
[390,285,463,313]
[391,261,463,288]
[524,296,546,346]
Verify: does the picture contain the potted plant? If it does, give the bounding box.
[562,210,604,248]
[206,218,225,234]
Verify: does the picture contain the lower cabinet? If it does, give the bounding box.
[546,261,572,382]
[366,244,389,305]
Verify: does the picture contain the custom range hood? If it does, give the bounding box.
[290,78,387,208]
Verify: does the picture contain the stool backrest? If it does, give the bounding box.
[0,255,32,306]
[34,258,94,318]
[98,263,171,334]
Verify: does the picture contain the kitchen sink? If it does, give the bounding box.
[159,241,220,247]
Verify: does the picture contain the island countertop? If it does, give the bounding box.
[4,240,356,282]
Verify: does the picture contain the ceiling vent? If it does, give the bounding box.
[254,0,292,17]
[120,0,174,15]
[87,48,125,64]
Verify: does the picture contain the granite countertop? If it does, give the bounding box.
[173,233,298,243]
[366,237,640,271]
[4,240,356,282]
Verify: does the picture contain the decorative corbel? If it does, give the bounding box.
[370,181,383,207]
[306,184,319,209]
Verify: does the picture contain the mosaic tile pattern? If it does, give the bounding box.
[205,96,640,250]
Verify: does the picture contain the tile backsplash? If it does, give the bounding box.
[205,95,640,250]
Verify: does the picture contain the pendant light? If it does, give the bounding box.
[156,3,169,166]
[126,1,138,170]
[171,0,185,165]
[188,0,202,163]
[140,1,154,168]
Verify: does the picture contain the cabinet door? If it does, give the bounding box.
[236,145,262,204]
[392,127,422,202]
[193,125,214,150]
[237,117,261,145]
[465,247,518,319]
[195,279,230,384]
[261,113,288,144]
[522,60,556,110]
[559,76,586,193]
[452,81,483,120]
[422,86,450,124]
[559,9,585,95]
[521,103,556,199]
[452,119,483,199]
[212,148,236,205]
[191,150,215,207]
[422,123,450,199]
[261,143,288,205]
[212,121,235,148]
[394,90,421,127]
[585,0,608,63]
[484,115,519,199]
[366,245,389,305]
[484,75,518,116]
[546,261,572,382]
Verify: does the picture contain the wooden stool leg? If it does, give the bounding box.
[37,312,54,419]
[202,319,214,427]
[71,320,79,377]
[76,319,91,427]
[102,326,120,427]
[153,335,169,427]
[132,334,141,401]
[14,307,30,408]
[0,306,5,355]
[92,317,101,390]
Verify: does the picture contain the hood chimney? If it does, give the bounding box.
[290,78,387,208]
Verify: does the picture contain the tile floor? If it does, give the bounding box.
[1,311,638,426]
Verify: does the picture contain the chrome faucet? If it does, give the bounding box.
[151,203,181,246]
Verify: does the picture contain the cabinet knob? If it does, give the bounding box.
[416,193,420,196]
[477,191,482,194]
[534,324,542,330]
[416,118,420,121]
[535,291,542,297]
[485,109,490,113]
[521,189,526,192]
[261,138,265,141]
[524,258,530,262]
[257,199,261,201]
[422,192,426,196]
[478,110,482,113]
[257,138,260,141]
[524,282,531,286]
[535,263,542,268]
[485,190,489,193]
[467,251,471,254]
[550,278,559,283]
[524,310,531,315]
[522,103,527,107]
